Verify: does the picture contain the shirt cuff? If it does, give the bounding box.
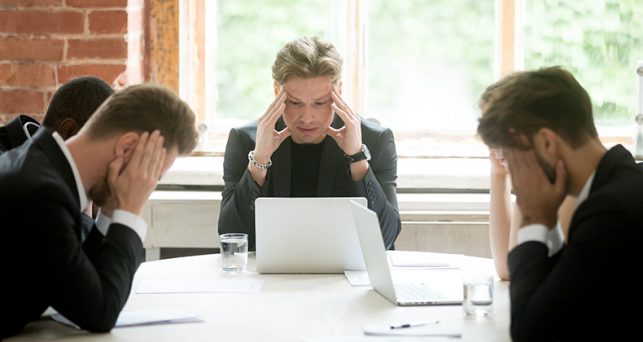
[95,211,112,236]
[547,223,565,256]
[112,210,148,242]
[517,224,549,246]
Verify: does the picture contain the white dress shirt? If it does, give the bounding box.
[516,171,596,255]
[51,132,147,242]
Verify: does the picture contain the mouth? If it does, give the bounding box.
[297,127,318,134]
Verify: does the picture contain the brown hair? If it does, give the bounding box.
[272,36,343,84]
[477,66,597,149]
[83,84,198,155]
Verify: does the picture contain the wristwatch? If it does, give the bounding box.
[345,144,371,163]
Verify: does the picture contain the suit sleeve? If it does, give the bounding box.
[218,128,264,250]
[350,128,401,249]
[507,196,635,342]
[34,187,144,333]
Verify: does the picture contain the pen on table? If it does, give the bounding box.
[389,320,439,330]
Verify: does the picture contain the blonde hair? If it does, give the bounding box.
[272,36,343,84]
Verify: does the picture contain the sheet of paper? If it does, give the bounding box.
[136,279,263,294]
[364,320,462,337]
[344,270,370,287]
[388,252,462,268]
[52,309,201,329]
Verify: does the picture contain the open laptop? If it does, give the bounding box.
[350,200,464,306]
[255,197,367,273]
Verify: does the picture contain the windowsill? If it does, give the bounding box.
[159,155,492,192]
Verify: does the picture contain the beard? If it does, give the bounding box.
[533,149,556,184]
[88,176,111,207]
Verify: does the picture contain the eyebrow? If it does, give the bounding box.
[286,94,331,103]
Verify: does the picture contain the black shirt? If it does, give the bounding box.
[290,140,324,197]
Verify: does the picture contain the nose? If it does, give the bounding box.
[299,106,315,123]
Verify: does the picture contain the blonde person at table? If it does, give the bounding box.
[0,84,199,338]
[218,36,401,251]
[488,148,576,281]
[478,66,643,341]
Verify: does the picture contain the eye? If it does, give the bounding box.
[287,100,303,107]
[313,101,327,107]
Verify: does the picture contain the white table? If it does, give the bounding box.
[8,252,510,341]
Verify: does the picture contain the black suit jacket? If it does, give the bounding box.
[508,145,643,341]
[0,114,40,153]
[218,115,401,250]
[0,129,144,338]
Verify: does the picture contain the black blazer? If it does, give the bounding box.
[0,129,144,338]
[508,145,643,341]
[0,114,40,153]
[218,115,401,250]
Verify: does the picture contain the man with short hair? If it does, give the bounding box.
[0,84,199,338]
[218,36,401,250]
[0,76,114,153]
[477,66,642,341]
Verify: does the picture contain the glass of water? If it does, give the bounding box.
[463,273,494,318]
[219,233,248,272]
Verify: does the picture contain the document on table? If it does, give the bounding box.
[344,270,370,287]
[136,279,263,294]
[388,251,462,268]
[363,319,462,337]
[52,309,201,329]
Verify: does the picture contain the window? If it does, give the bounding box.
[176,0,642,190]
[523,0,643,139]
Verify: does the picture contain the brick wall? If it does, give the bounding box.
[0,0,129,124]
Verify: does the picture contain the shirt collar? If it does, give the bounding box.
[574,171,596,211]
[51,132,89,212]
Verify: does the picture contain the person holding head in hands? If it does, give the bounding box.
[478,66,642,341]
[1,84,199,338]
[488,148,577,281]
[218,36,401,250]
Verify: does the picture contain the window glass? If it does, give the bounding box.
[524,0,643,127]
[216,0,331,124]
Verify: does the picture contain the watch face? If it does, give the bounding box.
[362,144,371,160]
[346,144,371,163]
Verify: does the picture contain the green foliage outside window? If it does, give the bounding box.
[524,0,643,126]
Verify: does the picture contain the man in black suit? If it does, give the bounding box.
[218,36,400,250]
[477,66,643,341]
[0,84,198,338]
[0,76,114,153]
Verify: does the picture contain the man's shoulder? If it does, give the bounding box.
[360,117,394,147]
[230,121,258,138]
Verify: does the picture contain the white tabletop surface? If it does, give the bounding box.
[8,251,510,341]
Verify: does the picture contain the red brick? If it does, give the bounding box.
[89,10,126,34]
[66,0,126,8]
[0,89,45,114]
[67,38,127,60]
[0,10,84,34]
[0,0,62,6]
[0,63,55,87]
[0,37,64,61]
[57,64,125,85]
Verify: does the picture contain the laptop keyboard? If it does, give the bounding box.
[395,283,445,302]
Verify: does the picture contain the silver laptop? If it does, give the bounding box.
[255,197,367,273]
[350,201,464,306]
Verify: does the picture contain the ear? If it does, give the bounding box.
[56,118,79,140]
[534,128,559,159]
[113,132,140,163]
[273,81,280,96]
